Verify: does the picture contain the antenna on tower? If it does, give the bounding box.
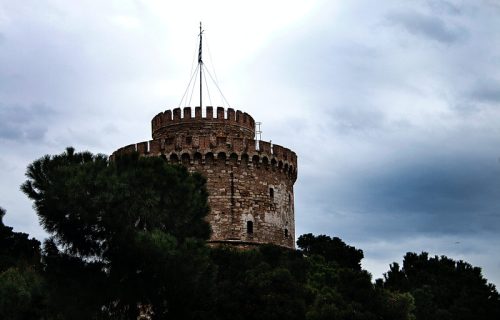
[255,122,263,150]
[256,121,262,138]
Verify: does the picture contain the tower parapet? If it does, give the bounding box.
[152,106,255,140]
[113,107,297,248]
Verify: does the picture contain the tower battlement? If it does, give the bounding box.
[113,106,297,248]
[112,138,297,182]
[152,106,255,140]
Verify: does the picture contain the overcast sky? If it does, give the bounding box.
[1,0,500,286]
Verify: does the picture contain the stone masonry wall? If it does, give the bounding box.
[113,106,297,249]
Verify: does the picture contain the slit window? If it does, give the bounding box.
[285,228,289,238]
[269,188,274,199]
[247,221,253,234]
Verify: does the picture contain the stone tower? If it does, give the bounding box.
[112,107,297,248]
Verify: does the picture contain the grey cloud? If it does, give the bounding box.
[327,104,385,134]
[330,153,500,238]
[468,78,500,103]
[0,104,56,142]
[427,0,461,15]
[387,11,465,44]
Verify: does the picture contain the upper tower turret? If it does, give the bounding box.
[152,106,255,140]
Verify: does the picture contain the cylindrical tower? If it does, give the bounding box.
[113,106,298,248]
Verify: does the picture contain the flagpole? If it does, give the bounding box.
[199,22,203,108]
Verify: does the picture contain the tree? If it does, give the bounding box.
[381,252,500,320]
[297,233,364,270]
[210,245,308,320]
[21,148,214,319]
[0,206,41,272]
[0,207,47,320]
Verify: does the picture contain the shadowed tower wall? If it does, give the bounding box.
[113,106,298,248]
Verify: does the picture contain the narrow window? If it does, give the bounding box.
[285,228,289,238]
[269,187,274,199]
[247,221,254,234]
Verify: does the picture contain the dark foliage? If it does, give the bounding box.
[380,252,500,320]
[0,206,41,272]
[20,148,214,319]
[211,245,309,320]
[1,148,497,319]
[297,233,364,270]
[0,207,47,320]
[297,234,414,320]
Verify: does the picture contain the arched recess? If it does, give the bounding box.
[262,156,269,170]
[217,152,227,165]
[241,153,249,165]
[278,160,283,171]
[205,152,214,165]
[193,152,202,164]
[181,153,191,164]
[271,158,277,170]
[229,153,238,165]
[252,155,260,167]
[169,153,179,164]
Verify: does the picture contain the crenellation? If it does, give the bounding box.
[195,106,202,119]
[173,108,181,120]
[272,144,284,158]
[217,106,224,119]
[206,106,213,119]
[227,108,235,122]
[183,107,191,119]
[165,110,172,122]
[259,141,272,154]
[150,140,160,154]
[123,144,136,153]
[137,141,148,154]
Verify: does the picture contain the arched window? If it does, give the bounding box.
[241,153,249,165]
[246,221,254,234]
[229,153,238,164]
[193,152,202,164]
[285,228,289,238]
[169,153,179,164]
[269,187,274,199]
[205,152,214,165]
[252,155,260,167]
[181,153,190,164]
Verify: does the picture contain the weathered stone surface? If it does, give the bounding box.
[113,106,298,249]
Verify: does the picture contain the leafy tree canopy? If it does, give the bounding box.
[0,206,41,271]
[6,147,500,320]
[0,207,47,320]
[21,147,211,260]
[297,233,364,270]
[381,252,500,320]
[20,148,214,319]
